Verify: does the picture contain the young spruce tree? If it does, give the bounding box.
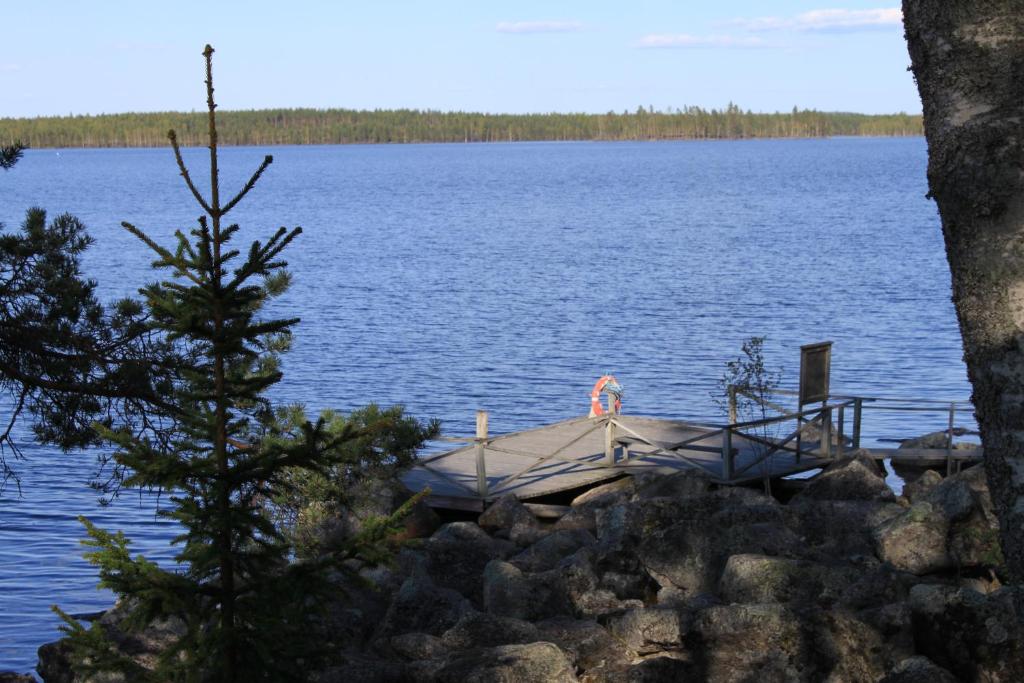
[55,46,407,682]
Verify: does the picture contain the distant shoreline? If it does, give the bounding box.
[1,106,923,150]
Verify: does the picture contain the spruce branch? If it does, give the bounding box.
[167,131,213,215]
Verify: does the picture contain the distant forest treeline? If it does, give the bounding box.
[1,104,922,148]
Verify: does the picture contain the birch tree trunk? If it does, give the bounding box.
[903,0,1024,581]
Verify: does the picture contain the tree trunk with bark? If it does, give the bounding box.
[903,0,1024,581]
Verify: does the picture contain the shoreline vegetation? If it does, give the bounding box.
[1,105,921,149]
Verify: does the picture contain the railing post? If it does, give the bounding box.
[723,427,734,481]
[475,410,489,498]
[946,402,955,476]
[728,385,738,424]
[836,405,845,458]
[604,391,617,465]
[821,406,832,458]
[852,398,862,450]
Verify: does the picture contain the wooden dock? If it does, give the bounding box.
[402,412,833,510]
[401,392,984,511]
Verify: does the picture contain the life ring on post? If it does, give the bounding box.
[590,375,623,417]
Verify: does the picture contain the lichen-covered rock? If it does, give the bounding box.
[483,561,572,621]
[909,584,1024,682]
[639,518,803,598]
[902,469,942,503]
[441,612,540,649]
[389,632,445,661]
[791,453,893,502]
[872,502,952,574]
[790,499,905,559]
[692,603,819,682]
[433,642,578,683]
[606,607,687,654]
[599,570,653,601]
[718,554,861,606]
[535,617,631,670]
[879,656,959,683]
[417,521,516,604]
[0,673,37,683]
[510,529,597,572]
[631,469,712,500]
[477,495,548,546]
[377,574,474,638]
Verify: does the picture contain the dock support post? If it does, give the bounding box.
[475,410,489,498]
[836,405,845,458]
[723,428,733,481]
[852,398,862,450]
[821,407,832,458]
[727,385,737,425]
[604,392,617,465]
[946,403,955,476]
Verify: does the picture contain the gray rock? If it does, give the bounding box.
[389,632,445,661]
[419,521,516,604]
[789,499,905,559]
[631,469,713,500]
[553,507,598,532]
[879,656,959,683]
[909,584,1024,682]
[0,673,36,683]
[377,574,474,638]
[599,571,652,601]
[479,494,540,533]
[606,607,687,654]
[902,469,942,503]
[315,657,408,683]
[692,603,820,682]
[482,560,572,621]
[571,477,634,509]
[573,589,643,620]
[536,617,631,670]
[873,502,952,574]
[433,642,579,683]
[899,431,977,450]
[441,612,540,649]
[511,529,597,572]
[639,519,803,598]
[791,453,893,502]
[719,554,861,606]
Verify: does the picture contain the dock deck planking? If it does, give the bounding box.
[401,414,834,504]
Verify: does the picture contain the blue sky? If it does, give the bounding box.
[3,2,918,117]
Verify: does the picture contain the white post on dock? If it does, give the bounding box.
[836,405,845,458]
[727,385,738,425]
[723,427,734,481]
[475,410,489,498]
[946,403,955,476]
[604,391,617,465]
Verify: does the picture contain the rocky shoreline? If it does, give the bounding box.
[20,451,1024,682]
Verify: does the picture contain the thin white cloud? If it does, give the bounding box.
[729,8,902,33]
[496,20,584,34]
[0,63,22,73]
[636,34,773,49]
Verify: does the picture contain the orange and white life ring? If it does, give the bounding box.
[590,375,623,417]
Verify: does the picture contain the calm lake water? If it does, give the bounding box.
[1,138,971,674]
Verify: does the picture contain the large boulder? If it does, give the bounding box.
[791,453,893,503]
[873,502,953,575]
[909,584,1024,682]
[535,617,632,670]
[631,469,713,501]
[482,561,572,621]
[413,522,516,605]
[790,498,905,560]
[691,603,820,682]
[879,656,959,683]
[478,494,546,546]
[377,574,474,638]
[902,470,942,503]
[433,642,578,683]
[605,607,688,655]
[719,554,862,607]
[441,612,540,649]
[510,530,597,573]
[557,478,635,533]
